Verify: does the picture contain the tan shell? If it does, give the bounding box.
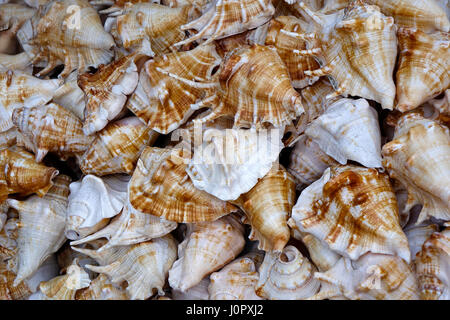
[415,229,450,300]
[126,43,222,134]
[395,28,449,112]
[0,217,18,262]
[75,274,129,300]
[6,175,71,286]
[298,232,341,272]
[289,165,411,263]
[129,146,237,223]
[382,113,450,224]
[232,165,296,252]
[168,215,245,292]
[200,44,304,129]
[17,0,115,78]
[78,116,158,176]
[0,147,58,201]
[78,53,141,135]
[86,235,178,300]
[52,71,86,120]
[255,245,320,300]
[176,0,275,46]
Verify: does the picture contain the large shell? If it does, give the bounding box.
[168,215,245,292]
[200,44,304,129]
[208,254,263,300]
[289,165,411,263]
[6,175,71,286]
[0,70,61,133]
[311,253,419,300]
[381,113,450,224]
[395,28,449,112]
[75,274,129,300]
[65,174,130,240]
[126,43,222,134]
[186,127,284,201]
[304,98,382,168]
[129,146,237,222]
[232,165,296,252]
[86,235,178,300]
[78,116,158,176]
[296,1,397,109]
[16,0,115,78]
[175,0,275,46]
[0,147,59,201]
[78,53,140,135]
[255,245,320,300]
[113,3,190,56]
[12,103,93,162]
[415,229,450,300]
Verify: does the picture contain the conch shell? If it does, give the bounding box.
[0,147,59,201]
[17,0,115,78]
[232,165,296,252]
[304,98,382,168]
[415,229,450,300]
[289,165,411,263]
[381,113,450,224]
[65,174,130,240]
[168,215,245,292]
[78,117,158,176]
[75,274,129,300]
[53,71,86,120]
[129,146,237,222]
[12,103,94,162]
[78,53,140,135]
[255,245,320,300]
[175,0,275,46]
[6,175,71,286]
[395,28,449,112]
[126,43,222,134]
[86,235,178,300]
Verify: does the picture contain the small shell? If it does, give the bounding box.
[200,44,304,129]
[381,113,450,224]
[0,70,61,133]
[126,43,222,134]
[255,245,320,300]
[404,223,440,262]
[415,229,450,300]
[232,165,296,252]
[0,3,36,31]
[78,117,158,176]
[312,253,419,300]
[16,0,115,78]
[65,174,130,240]
[304,98,382,168]
[176,0,275,46]
[129,146,237,222]
[289,165,411,263]
[299,232,340,272]
[0,147,59,201]
[0,217,18,261]
[395,28,449,112]
[430,89,450,116]
[75,274,129,300]
[86,235,178,300]
[7,175,71,286]
[168,215,245,292]
[52,71,86,120]
[209,254,262,300]
[12,103,94,162]
[78,53,140,135]
[186,127,284,201]
[0,261,32,300]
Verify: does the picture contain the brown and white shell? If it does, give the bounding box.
[78,116,158,176]
[232,165,296,252]
[0,261,32,300]
[175,0,275,46]
[78,53,141,135]
[168,215,245,292]
[382,113,450,224]
[86,235,178,300]
[289,165,411,263]
[12,103,93,162]
[404,223,440,262]
[52,71,86,120]
[395,28,449,112]
[126,43,222,134]
[129,146,237,222]
[75,274,129,300]
[255,245,320,300]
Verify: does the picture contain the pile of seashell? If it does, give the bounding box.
[0,0,449,300]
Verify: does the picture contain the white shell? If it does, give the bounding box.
[52,71,86,120]
[172,276,210,300]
